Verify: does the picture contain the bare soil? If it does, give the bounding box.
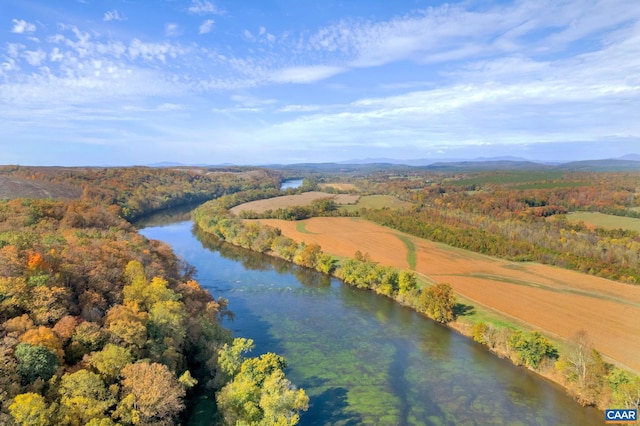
[0,176,81,200]
[255,217,640,373]
[231,192,360,214]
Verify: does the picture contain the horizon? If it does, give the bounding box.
[2,1,639,166]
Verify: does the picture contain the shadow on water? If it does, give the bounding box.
[296,377,363,426]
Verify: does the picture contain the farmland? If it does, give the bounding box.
[567,212,640,233]
[230,191,359,214]
[340,194,413,212]
[254,217,640,373]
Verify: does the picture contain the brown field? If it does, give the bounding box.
[231,191,360,214]
[255,217,640,373]
[318,182,359,191]
[0,176,81,200]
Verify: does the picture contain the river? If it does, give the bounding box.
[139,215,603,425]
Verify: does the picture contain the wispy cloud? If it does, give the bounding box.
[188,0,222,15]
[11,19,36,34]
[270,65,346,83]
[164,23,181,37]
[104,10,126,22]
[199,19,214,34]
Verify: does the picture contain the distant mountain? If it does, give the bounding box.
[426,160,549,171]
[560,159,640,171]
[619,154,640,161]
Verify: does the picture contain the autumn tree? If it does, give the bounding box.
[419,283,456,323]
[216,339,308,425]
[557,330,607,405]
[119,362,185,426]
[58,370,115,426]
[9,392,51,426]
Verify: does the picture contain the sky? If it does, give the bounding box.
[1,0,639,166]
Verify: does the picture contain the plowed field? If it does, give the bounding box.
[255,217,640,373]
[231,192,359,214]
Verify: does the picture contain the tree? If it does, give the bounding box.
[419,283,456,323]
[217,342,308,425]
[89,344,133,383]
[120,362,185,425]
[398,271,417,295]
[9,392,51,426]
[508,331,557,369]
[58,370,115,426]
[556,330,607,405]
[14,343,58,384]
[259,369,309,425]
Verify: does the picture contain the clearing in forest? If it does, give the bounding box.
[340,195,413,212]
[566,211,640,233]
[230,191,360,214]
[318,183,359,191]
[254,217,640,374]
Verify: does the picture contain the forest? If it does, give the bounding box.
[0,167,308,425]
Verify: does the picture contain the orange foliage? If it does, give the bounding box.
[20,326,64,361]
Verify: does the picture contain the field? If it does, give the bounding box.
[0,175,81,199]
[340,195,413,212]
[230,191,360,214]
[317,182,358,191]
[567,211,640,233]
[254,217,640,373]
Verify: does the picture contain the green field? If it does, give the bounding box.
[449,171,569,187]
[341,195,412,212]
[567,212,640,232]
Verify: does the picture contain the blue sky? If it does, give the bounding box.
[1,0,639,166]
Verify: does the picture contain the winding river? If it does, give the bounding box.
[139,212,603,425]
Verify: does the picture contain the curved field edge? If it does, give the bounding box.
[254,217,640,375]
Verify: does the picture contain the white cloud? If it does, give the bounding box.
[199,19,214,34]
[165,23,181,37]
[158,103,185,111]
[11,19,36,34]
[104,10,126,22]
[188,0,222,15]
[23,49,47,66]
[270,65,345,83]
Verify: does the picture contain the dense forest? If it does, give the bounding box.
[0,168,308,425]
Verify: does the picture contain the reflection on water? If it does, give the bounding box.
[281,179,304,190]
[140,217,603,426]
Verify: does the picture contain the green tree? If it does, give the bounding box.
[14,343,58,384]
[508,331,557,369]
[89,343,133,383]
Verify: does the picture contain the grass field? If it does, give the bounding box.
[254,217,640,373]
[340,195,413,212]
[567,211,640,232]
[449,171,569,187]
